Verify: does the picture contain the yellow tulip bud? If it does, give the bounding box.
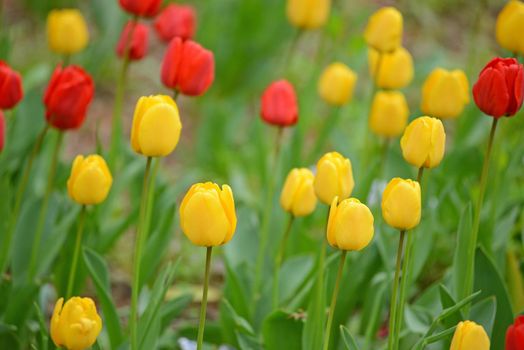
[286,0,331,29]
[50,297,102,350]
[318,62,358,106]
[369,90,409,137]
[131,95,182,157]
[180,182,237,247]
[382,178,421,230]
[314,152,354,205]
[364,7,403,52]
[327,197,374,251]
[67,155,112,205]
[280,168,317,217]
[400,116,446,169]
[450,321,490,350]
[368,47,414,89]
[421,68,469,119]
[46,9,89,55]
[496,0,524,55]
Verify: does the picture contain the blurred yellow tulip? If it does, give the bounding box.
[314,152,354,205]
[286,0,331,29]
[364,7,403,52]
[450,321,490,350]
[400,116,446,169]
[318,62,358,106]
[382,178,421,230]
[421,68,469,119]
[67,155,112,205]
[280,168,317,217]
[496,0,524,55]
[46,9,89,55]
[369,90,409,137]
[368,47,414,89]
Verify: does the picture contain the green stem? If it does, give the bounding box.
[362,51,383,171]
[322,250,347,350]
[387,230,406,350]
[282,29,302,74]
[66,205,87,299]
[377,137,391,179]
[62,55,70,66]
[197,246,213,350]
[173,90,179,100]
[310,107,342,162]
[272,214,295,308]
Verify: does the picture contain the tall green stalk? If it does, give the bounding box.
[387,230,406,350]
[66,205,87,299]
[272,214,295,308]
[322,250,347,350]
[197,247,213,350]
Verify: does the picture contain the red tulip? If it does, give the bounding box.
[0,110,5,153]
[43,65,94,130]
[0,61,23,110]
[154,4,196,42]
[118,0,161,17]
[260,80,298,127]
[472,57,524,118]
[507,315,524,350]
[161,37,214,96]
[116,21,149,61]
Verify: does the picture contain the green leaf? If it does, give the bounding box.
[470,297,497,338]
[452,203,472,301]
[438,284,463,329]
[160,294,193,330]
[262,310,303,350]
[340,325,360,350]
[278,254,314,302]
[32,302,48,350]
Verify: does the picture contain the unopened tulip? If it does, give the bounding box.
[180,182,237,246]
[261,80,298,127]
[67,155,112,205]
[280,168,317,217]
[382,178,421,230]
[46,9,89,55]
[116,21,149,61]
[154,4,196,42]
[450,321,490,350]
[119,0,161,17]
[130,95,182,157]
[0,111,4,153]
[506,315,524,350]
[364,7,403,52]
[314,152,354,205]
[0,61,23,110]
[496,1,524,55]
[51,297,102,350]
[400,116,445,169]
[318,62,358,106]
[369,90,409,137]
[368,47,413,89]
[286,0,331,29]
[421,68,469,119]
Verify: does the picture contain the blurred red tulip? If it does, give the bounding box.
[260,80,298,127]
[118,0,161,17]
[43,65,94,130]
[507,315,524,350]
[0,110,4,153]
[116,21,149,61]
[473,57,524,118]
[154,4,196,42]
[0,61,23,110]
[161,37,214,96]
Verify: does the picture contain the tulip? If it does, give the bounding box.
[260,80,298,127]
[280,168,317,217]
[116,21,149,61]
[381,178,421,230]
[472,57,524,118]
[421,68,469,119]
[318,62,358,106]
[506,315,524,350]
[0,111,4,153]
[450,321,490,350]
[67,155,113,205]
[0,61,23,110]
[369,90,409,137]
[154,4,196,42]
[43,65,94,130]
[130,95,182,157]
[496,0,524,55]
[180,182,237,247]
[364,6,403,52]
[368,47,413,89]
[161,37,215,96]
[51,297,102,350]
[119,0,161,17]
[400,116,446,169]
[314,152,354,205]
[46,9,89,56]
[286,0,331,29]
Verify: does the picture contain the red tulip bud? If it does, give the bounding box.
[506,315,524,350]
[260,80,298,127]
[116,21,149,61]
[118,0,161,17]
[0,61,23,110]
[154,4,196,42]
[0,111,5,153]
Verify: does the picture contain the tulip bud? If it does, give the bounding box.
[314,152,354,205]
[280,168,317,217]
[51,297,102,350]
[400,116,446,169]
[368,47,414,89]
[327,197,374,251]
[382,178,421,230]
[0,61,23,110]
[46,9,89,56]
[67,155,113,205]
[286,0,331,29]
[450,321,490,350]
[161,37,215,96]
[496,1,524,56]
[119,0,161,17]
[472,57,524,118]
[154,4,196,42]
[116,21,149,61]
[421,68,469,120]
[130,95,182,157]
[364,7,403,52]
[43,65,94,130]
[369,90,409,137]
[506,316,524,350]
[180,182,237,247]
[261,80,298,127]
[318,62,358,106]
[0,111,5,153]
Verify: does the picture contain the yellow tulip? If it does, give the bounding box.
[327,197,374,251]
[450,321,490,350]
[46,9,89,55]
[180,182,237,247]
[400,116,446,169]
[369,90,409,137]
[382,178,421,230]
[314,152,354,205]
[286,0,331,29]
[280,168,317,217]
[50,297,102,350]
[67,155,112,205]
[421,68,469,119]
[496,0,524,55]
[368,47,414,89]
[130,95,182,157]
[318,62,358,106]
[364,6,403,52]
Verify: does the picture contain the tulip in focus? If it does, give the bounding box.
[286,0,331,29]
[280,168,317,217]
[0,111,4,153]
[421,68,469,119]
[119,0,161,17]
[382,178,421,230]
[318,62,358,106]
[496,0,524,56]
[154,4,196,42]
[0,61,23,110]
[369,90,409,137]
[364,6,403,52]
[314,152,354,205]
[261,80,299,127]
[400,116,446,169]
[506,315,524,350]
[67,155,113,205]
[46,9,89,55]
[368,47,414,89]
[450,321,490,350]
[116,21,149,61]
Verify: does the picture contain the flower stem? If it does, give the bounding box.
[66,205,87,299]
[362,51,383,171]
[387,230,406,350]
[310,107,342,163]
[197,246,213,350]
[272,214,295,308]
[322,250,347,350]
[282,29,302,74]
